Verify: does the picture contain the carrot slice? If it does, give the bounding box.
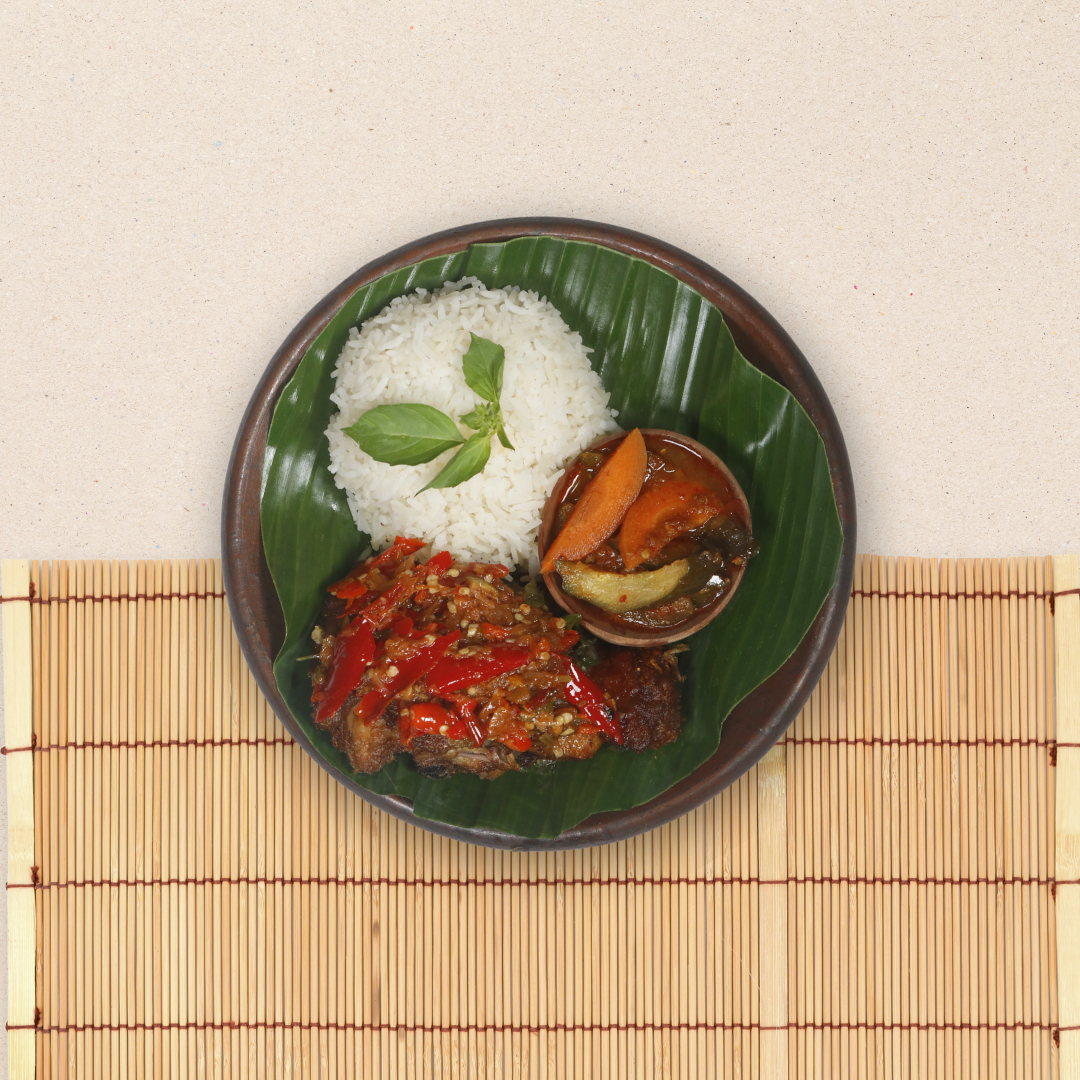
[618,479,725,570]
[542,429,648,574]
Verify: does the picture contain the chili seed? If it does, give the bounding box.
[438,725,448,734]
[448,569,460,578]
[426,575,438,587]
[514,613,524,622]
[386,666,399,678]
[458,587,471,596]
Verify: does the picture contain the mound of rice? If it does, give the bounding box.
[326,278,620,574]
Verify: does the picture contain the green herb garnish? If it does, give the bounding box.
[460,332,505,405]
[343,333,512,489]
[343,403,465,466]
[419,431,492,492]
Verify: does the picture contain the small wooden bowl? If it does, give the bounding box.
[538,429,753,647]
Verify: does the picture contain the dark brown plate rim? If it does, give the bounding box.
[221,217,856,852]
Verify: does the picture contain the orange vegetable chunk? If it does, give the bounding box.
[542,428,648,574]
[618,479,725,570]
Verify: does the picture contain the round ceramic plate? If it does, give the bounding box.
[222,217,856,851]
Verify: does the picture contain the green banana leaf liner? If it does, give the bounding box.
[261,237,843,840]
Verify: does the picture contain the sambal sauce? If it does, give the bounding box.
[307,538,687,779]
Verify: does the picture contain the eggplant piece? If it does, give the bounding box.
[555,558,689,614]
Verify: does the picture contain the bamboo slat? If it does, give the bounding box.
[1,556,1072,1079]
[3,561,36,1079]
[1055,556,1079,1080]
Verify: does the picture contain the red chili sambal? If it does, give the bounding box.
[308,538,685,779]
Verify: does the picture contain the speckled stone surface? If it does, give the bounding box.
[1,0,1078,1057]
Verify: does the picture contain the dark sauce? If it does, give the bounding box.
[556,432,759,629]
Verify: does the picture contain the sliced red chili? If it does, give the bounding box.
[423,550,454,576]
[391,616,434,641]
[444,694,487,746]
[355,577,414,630]
[341,594,368,617]
[312,623,376,724]
[371,536,426,569]
[425,644,532,695]
[497,730,532,752]
[479,622,515,641]
[561,657,623,744]
[399,701,468,744]
[330,579,368,600]
[355,630,461,725]
[346,549,455,633]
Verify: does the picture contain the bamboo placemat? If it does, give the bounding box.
[3,555,1078,1079]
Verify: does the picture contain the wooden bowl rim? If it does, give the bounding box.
[537,428,752,647]
[221,216,856,851]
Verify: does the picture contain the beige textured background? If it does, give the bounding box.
[1,0,1078,1067]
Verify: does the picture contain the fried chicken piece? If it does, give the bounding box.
[408,732,515,780]
[321,696,401,775]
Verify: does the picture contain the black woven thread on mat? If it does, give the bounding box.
[0,589,226,604]
[6,736,1074,756]
[4,1020,1065,1036]
[9,872,1075,891]
[1,735,294,755]
[3,586,1077,606]
[784,736,1060,750]
[851,586,1079,603]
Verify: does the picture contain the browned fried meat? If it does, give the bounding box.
[408,732,517,780]
[307,538,685,778]
[589,646,686,752]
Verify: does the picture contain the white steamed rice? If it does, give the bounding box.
[325,278,620,574]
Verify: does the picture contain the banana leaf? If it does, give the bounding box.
[261,237,843,839]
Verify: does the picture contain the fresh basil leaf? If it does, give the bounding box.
[461,333,505,404]
[496,422,514,450]
[419,431,492,492]
[344,403,464,466]
[459,407,485,431]
[562,613,582,630]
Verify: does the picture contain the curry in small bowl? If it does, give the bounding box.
[538,429,758,647]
